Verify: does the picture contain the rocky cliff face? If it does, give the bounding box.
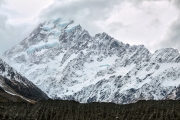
[0,58,48,102]
[3,18,180,104]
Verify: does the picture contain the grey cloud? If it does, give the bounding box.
[154,0,180,51]
[38,0,171,36]
[108,21,128,33]
[0,21,34,56]
[0,0,10,56]
[0,13,7,29]
[0,0,6,7]
[38,0,123,35]
[0,0,4,5]
[0,0,33,56]
[149,18,161,27]
[0,15,15,56]
[40,0,121,20]
[171,0,180,9]
[157,15,180,50]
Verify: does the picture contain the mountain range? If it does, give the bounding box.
[2,18,180,104]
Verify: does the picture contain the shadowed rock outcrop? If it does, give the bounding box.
[0,87,27,102]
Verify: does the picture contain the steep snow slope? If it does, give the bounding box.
[3,18,180,104]
[0,58,48,102]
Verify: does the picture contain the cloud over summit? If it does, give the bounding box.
[0,0,180,55]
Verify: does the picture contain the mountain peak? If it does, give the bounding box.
[94,32,114,40]
[154,48,179,54]
[151,48,180,63]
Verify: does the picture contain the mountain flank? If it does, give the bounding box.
[0,58,48,103]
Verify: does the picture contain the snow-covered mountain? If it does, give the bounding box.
[3,18,180,104]
[0,58,48,102]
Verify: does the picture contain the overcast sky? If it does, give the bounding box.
[0,0,180,56]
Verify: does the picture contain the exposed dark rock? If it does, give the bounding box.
[0,86,27,102]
